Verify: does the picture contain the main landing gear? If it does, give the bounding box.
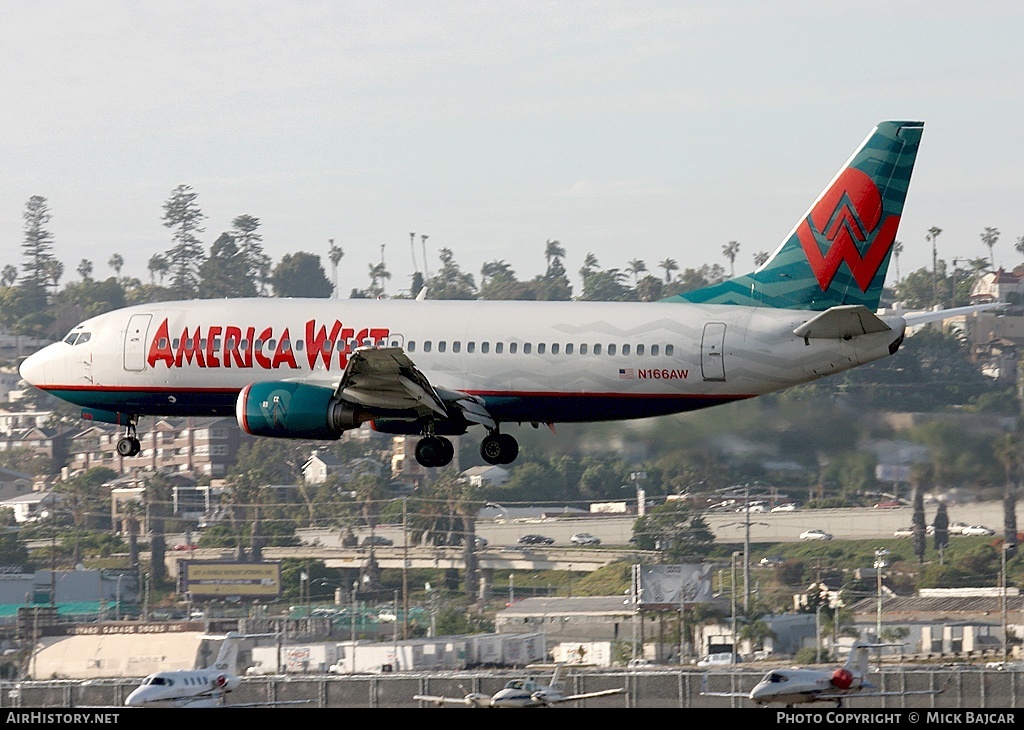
[412,427,520,468]
[115,416,141,457]
[479,431,518,466]
[414,435,455,468]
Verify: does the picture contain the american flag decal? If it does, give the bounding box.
[619,368,634,379]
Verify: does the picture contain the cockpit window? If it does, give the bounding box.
[765,672,788,683]
[63,332,91,346]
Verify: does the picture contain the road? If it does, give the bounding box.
[285,499,1006,549]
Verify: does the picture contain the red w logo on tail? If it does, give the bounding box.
[797,168,900,292]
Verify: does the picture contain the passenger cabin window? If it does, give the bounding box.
[408,341,416,352]
[452,341,461,353]
[509,342,518,354]
[565,343,574,355]
[636,344,645,356]
[523,343,532,354]
[551,343,559,355]
[666,344,674,356]
[622,344,630,355]
[651,344,660,356]
[537,343,545,354]
[593,344,602,355]
[495,342,504,354]
[294,340,303,351]
[580,344,588,355]
[424,341,432,352]
[438,341,447,353]
[608,344,616,356]
[481,342,489,353]
[467,342,475,353]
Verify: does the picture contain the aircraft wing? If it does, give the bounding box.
[546,687,627,703]
[333,346,496,429]
[412,693,485,707]
[793,305,891,340]
[901,302,1002,327]
[699,674,751,699]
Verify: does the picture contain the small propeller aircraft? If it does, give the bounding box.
[124,631,310,708]
[413,663,626,708]
[701,643,948,708]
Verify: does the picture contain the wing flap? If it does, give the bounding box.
[336,347,447,417]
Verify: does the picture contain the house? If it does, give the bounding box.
[0,467,34,501]
[971,268,1023,305]
[302,450,345,484]
[462,465,509,488]
[0,490,57,523]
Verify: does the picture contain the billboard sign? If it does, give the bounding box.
[181,561,282,599]
[635,563,712,610]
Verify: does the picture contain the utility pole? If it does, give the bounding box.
[402,498,409,640]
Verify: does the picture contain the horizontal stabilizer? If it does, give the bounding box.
[902,302,1002,327]
[793,305,891,340]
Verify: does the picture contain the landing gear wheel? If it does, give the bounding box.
[480,433,519,465]
[496,434,518,464]
[116,437,140,457]
[415,436,453,468]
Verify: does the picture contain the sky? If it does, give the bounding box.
[2,1,1023,299]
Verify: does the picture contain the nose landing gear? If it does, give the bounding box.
[115,416,141,457]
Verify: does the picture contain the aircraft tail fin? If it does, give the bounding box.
[208,632,241,673]
[664,121,924,312]
[845,644,871,676]
[549,663,565,690]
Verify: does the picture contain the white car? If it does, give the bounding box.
[961,525,995,536]
[770,503,797,512]
[570,532,601,546]
[799,529,833,541]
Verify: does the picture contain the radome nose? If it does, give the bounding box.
[18,348,48,387]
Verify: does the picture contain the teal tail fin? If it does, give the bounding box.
[664,121,924,311]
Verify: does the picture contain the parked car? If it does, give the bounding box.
[893,527,914,537]
[361,535,394,546]
[735,503,766,513]
[473,536,489,548]
[697,653,739,667]
[961,525,996,536]
[758,555,786,567]
[770,503,797,512]
[172,543,198,551]
[570,532,601,546]
[873,501,903,509]
[799,529,833,541]
[517,534,554,545]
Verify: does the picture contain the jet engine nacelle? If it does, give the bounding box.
[236,382,366,440]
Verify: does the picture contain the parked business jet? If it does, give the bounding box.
[23,121,955,468]
[413,663,625,707]
[124,631,307,708]
[700,643,947,707]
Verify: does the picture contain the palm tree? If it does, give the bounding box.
[77,259,93,281]
[120,499,145,570]
[995,433,1019,558]
[722,241,740,277]
[147,253,169,284]
[753,251,770,268]
[544,239,566,270]
[328,239,344,298]
[108,253,124,279]
[0,265,16,287]
[368,262,391,297]
[658,258,678,283]
[579,252,599,281]
[981,227,1000,267]
[626,258,647,285]
[1015,235,1024,261]
[927,227,942,306]
[892,240,903,283]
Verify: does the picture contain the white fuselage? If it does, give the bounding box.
[20,297,906,427]
[749,667,867,706]
[124,669,241,707]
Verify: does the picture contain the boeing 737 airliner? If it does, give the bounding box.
[21,121,942,468]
